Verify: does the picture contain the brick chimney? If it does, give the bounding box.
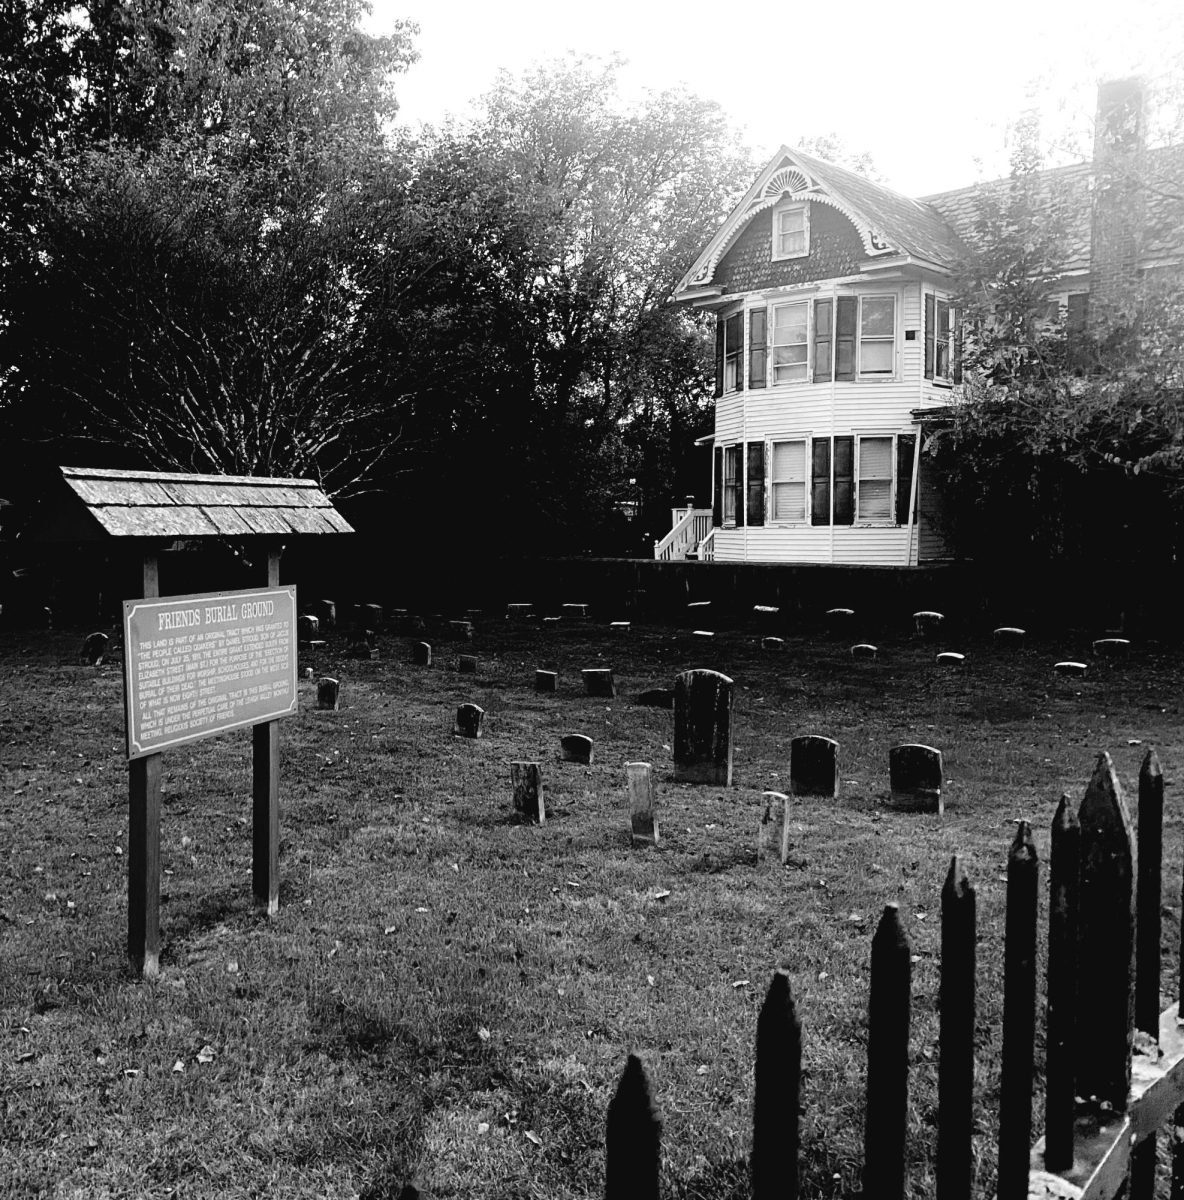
[1090,78,1147,330]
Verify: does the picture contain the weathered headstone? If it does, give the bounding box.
[1054,661,1088,676]
[316,677,340,711]
[636,687,674,709]
[412,642,431,667]
[610,621,631,633]
[302,666,314,680]
[753,605,779,617]
[760,790,792,864]
[454,703,485,738]
[511,761,544,822]
[790,736,839,799]
[458,654,478,674]
[673,668,734,785]
[825,607,854,637]
[506,602,534,620]
[993,626,1026,644]
[562,603,590,620]
[312,599,336,629]
[395,613,426,634]
[582,668,615,698]
[535,669,558,693]
[349,639,377,660]
[560,734,594,765]
[851,643,878,660]
[761,636,784,651]
[360,603,383,629]
[626,762,658,846]
[80,631,109,665]
[447,620,474,641]
[936,652,965,666]
[687,600,711,613]
[913,610,944,639]
[692,630,715,640]
[543,616,562,626]
[1092,638,1131,658]
[297,613,320,642]
[888,744,943,814]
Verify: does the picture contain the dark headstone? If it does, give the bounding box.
[395,613,426,634]
[458,654,478,674]
[312,600,336,629]
[673,668,734,786]
[348,641,378,660]
[1054,661,1088,676]
[851,643,878,660]
[913,610,944,639]
[80,631,109,665]
[316,677,340,711]
[297,614,319,642]
[1092,638,1131,658]
[790,736,839,799]
[692,630,715,641]
[753,605,779,617]
[506,602,534,620]
[761,636,784,651]
[560,734,594,765]
[511,761,544,823]
[610,621,631,633]
[582,668,615,698]
[562,603,590,620]
[543,616,562,626]
[994,626,1026,644]
[448,620,474,641]
[535,669,558,693]
[454,703,484,738]
[360,603,383,629]
[412,642,432,666]
[888,744,943,814]
[936,652,965,666]
[636,688,674,709]
[302,667,314,680]
[626,762,658,845]
[825,607,854,637]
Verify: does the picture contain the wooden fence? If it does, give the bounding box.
[605,750,1184,1200]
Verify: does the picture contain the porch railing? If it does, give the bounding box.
[653,507,713,561]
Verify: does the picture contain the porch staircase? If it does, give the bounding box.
[653,506,714,561]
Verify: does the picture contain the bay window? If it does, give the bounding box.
[771,440,807,522]
[859,297,896,375]
[856,437,893,521]
[772,302,809,384]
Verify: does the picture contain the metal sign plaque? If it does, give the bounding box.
[123,586,297,759]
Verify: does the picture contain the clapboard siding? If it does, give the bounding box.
[713,525,915,565]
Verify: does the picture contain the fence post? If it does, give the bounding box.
[1045,795,1080,1172]
[937,856,976,1200]
[863,904,912,1200]
[751,969,801,1200]
[605,1054,661,1200]
[1132,749,1163,1200]
[1075,752,1135,1112]
[997,821,1038,1200]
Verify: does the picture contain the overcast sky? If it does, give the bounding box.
[368,0,1183,197]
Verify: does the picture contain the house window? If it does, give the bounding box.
[773,203,808,260]
[924,295,959,383]
[771,302,809,384]
[771,440,807,521]
[723,312,743,392]
[857,437,893,522]
[859,297,896,375]
[723,444,741,524]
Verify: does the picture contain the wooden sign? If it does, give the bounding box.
[123,586,297,759]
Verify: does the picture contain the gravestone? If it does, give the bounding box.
[582,668,615,698]
[761,636,784,651]
[626,762,658,846]
[1054,661,1088,677]
[913,610,944,639]
[80,631,109,665]
[825,608,854,637]
[511,761,544,823]
[562,603,590,620]
[454,703,484,738]
[753,605,779,617]
[302,667,314,680]
[1092,638,1131,658]
[395,613,426,634]
[312,599,336,629]
[560,734,594,765]
[610,621,631,633]
[349,638,377,660]
[888,744,943,815]
[851,643,878,660]
[543,616,561,626]
[993,626,1026,644]
[412,642,431,666]
[636,687,674,709]
[360,603,383,629]
[790,736,839,799]
[936,652,965,666]
[692,630,714,641]
[506,602,534,620]
[317,677,340,711]
[673,668,734,785]
[458,655,478,674]
[756,790,792,864]
[297,614,320,642]
[535,669,558,693]
[448,620,474,641]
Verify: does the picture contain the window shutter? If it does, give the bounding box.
[835,298,857,381]
[746,442,765,527]
[712,446,723,526]
[895,435,916,525]
[749,310,767,389]
[714,317,725,398]
[833,436,854,525]
[924,293,935,380]
[813,299,833,383]
[811,437,831,526]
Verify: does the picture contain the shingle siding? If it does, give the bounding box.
[715,203,865,294]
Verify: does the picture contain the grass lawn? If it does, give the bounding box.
[2,611,1182,1199]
